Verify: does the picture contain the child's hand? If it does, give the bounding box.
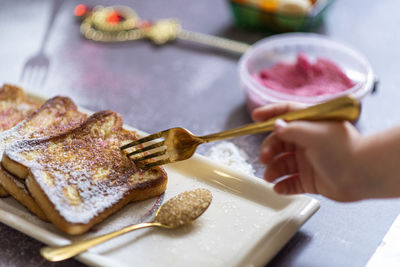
[252,103,365,202]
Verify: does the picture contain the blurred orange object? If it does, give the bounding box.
[106,11,124,25]
[259,0,278,12]
[228,0,334,33]
[74,4,87,17]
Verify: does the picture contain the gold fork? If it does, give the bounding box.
[121,96,361,169]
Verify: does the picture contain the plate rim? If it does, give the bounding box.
[0,90,320,267]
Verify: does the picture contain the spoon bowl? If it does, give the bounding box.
[41,188,212,262]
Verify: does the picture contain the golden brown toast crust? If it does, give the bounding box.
[0,166,48,221]
[0,96,87,178]
[0,96,87,216]
[0,186,8,196]
[0,84,39,132]
[0,84,39,196]
[4,111,167,235]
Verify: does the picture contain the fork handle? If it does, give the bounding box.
[40,0,65,52]
[200,96,361,143]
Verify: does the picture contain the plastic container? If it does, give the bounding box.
[228,0,334,33]
[238,33,375,112]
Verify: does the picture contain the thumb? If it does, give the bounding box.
[274,119,323,147]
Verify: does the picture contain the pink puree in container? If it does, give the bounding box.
[253,53,355,98]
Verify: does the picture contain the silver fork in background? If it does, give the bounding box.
[20,0,64,89]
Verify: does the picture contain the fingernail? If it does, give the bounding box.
[261,146,269,155]
[275,119,287,129]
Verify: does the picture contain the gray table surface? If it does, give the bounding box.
[1,0,400,266]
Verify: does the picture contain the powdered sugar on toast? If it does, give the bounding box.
[4,111,167,225]
[0,84,39,196]
[0,96,86,159]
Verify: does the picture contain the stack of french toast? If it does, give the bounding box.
[0,84,168,235]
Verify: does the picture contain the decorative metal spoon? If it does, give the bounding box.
[76,5,250,54]
[41,188,212,262]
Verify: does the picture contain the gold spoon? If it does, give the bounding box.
[41,188,213,262]
[78,5,250,54]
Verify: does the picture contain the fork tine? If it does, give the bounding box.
[29,67,40,88]
[21,66,35,87]
[37,66,48,87]
[137,158,171,169]
[133,150,167,162]
[30,66,47,89]
[20,65,29,82]
[20,66,39,90]
[120,132,164,150]
[127,140,165,157]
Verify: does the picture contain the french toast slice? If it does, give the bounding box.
[0,84,39,196]
[0,166,48,220]
[0,84,39,131]
[0,96,87,219]
[3,110,168,235]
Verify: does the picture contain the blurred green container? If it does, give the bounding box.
[228,0,334,33]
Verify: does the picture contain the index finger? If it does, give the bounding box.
[251,102,305,122]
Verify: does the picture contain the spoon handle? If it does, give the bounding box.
[177,29,250,54]
[41,222,160,262]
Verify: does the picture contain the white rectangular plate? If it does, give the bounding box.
[0,92,319,267]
